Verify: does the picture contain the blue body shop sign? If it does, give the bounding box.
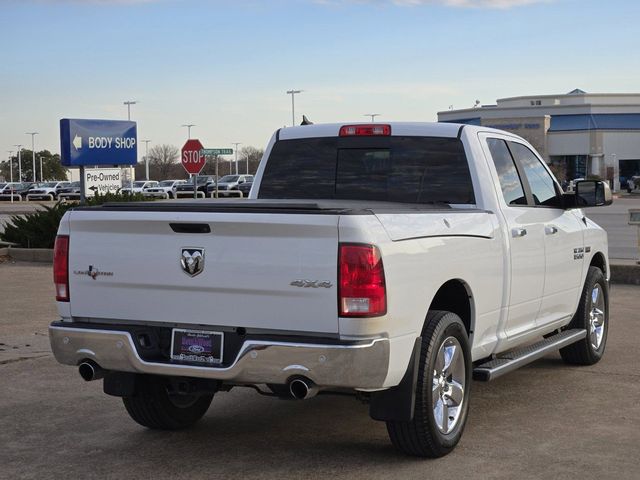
[60,119,137,166]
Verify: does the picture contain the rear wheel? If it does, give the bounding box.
[386,310,471,457]
[560,266,608,365]
[122,375,213,430]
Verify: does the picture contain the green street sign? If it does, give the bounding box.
[200,148,233,156]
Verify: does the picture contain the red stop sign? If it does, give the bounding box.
[181,139,206,174]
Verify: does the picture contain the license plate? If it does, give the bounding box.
[170,329,223,364]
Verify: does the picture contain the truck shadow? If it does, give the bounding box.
[117,392,412,471]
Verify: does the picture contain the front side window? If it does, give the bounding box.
[508,142,559,206]
[486,138,527,206]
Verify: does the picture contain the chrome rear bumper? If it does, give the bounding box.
[49,325,389,389]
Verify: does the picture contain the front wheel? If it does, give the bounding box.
[560,266,609,365]
[386,310,471,457]
[122,375,213,430]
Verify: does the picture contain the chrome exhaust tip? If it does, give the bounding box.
[78,361,105,382]
[289,378,318,400]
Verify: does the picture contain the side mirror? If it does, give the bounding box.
[573,180,613,208]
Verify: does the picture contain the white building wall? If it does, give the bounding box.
[547,132,590,156]
[601,132,640,161]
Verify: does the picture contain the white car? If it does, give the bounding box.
[121,180,159,194]
[25,181,72,200]
[143,180,187,199]
[50,122,611,457]
[0,182,21,196]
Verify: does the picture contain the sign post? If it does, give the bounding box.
[181,139,206,200]
[629,209,640,264]
[201,149,233,199]
[60,119,137,204]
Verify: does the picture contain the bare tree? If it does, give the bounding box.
[239,146,264,175]
[148,144,180,179]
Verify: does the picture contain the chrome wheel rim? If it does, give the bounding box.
[432,336,466,435]
[589,284,606,350]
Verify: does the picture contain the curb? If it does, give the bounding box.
[7,247,54,263]
[610,263,640,286]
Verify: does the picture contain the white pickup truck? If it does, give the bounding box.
[50,122,612,457]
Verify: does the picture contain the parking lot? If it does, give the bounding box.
[1,261,639,479]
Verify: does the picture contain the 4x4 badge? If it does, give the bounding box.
[181,248,205,277]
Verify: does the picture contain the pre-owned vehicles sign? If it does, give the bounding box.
[84,168,122,197]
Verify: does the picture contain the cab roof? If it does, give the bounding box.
[278,122,464,140]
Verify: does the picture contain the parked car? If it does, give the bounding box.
[0,182,22,198]
[174,176,216,197]
[25,181,72,200]
[121,181,159,195]
[57,181,82,199]
[207,175,253,197]
[237,179,253,197]
[143,180,187,199]
[50,122,612,457]
[0,182,35,199]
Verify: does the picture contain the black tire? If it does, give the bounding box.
[386,310,472,458]
[560,266,609,365]
[122,375,213,430]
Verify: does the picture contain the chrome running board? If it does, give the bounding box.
[473,329,587,381]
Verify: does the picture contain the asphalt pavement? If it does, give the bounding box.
[586,196,640,260]
[1,261,639,479]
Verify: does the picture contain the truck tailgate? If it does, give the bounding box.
[67,209,340,334]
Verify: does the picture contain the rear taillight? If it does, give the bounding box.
[339,124,391,137]
[53,235,69,302]
[339,244,386,317]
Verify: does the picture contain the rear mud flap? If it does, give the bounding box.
[369,337,421,422]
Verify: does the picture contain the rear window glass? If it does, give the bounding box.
[258,136,475,204]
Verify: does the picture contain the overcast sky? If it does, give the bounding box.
[1,0,639,160]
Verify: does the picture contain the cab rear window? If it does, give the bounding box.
[258,136,475,204]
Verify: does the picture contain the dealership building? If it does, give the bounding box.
[437,89,640,191]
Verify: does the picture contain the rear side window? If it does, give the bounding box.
[508,142,559,206]
[259,136,475,204]
[486,138,527,206]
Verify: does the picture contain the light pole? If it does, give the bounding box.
[7,151,13,183]
[231,143,242,175]
[182,124,195,139]
[245,152,250,174]
[123,100,137,121]
[286,89,303,126]
[124,100,137,191]
[141,140,151,180]
[14,145,23,182]
[364,113,380,122]
[6,151,14,204]
[26,132,38,181]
